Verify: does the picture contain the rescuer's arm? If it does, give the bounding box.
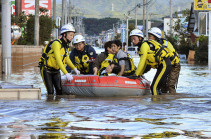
[66,51,76,70]
[135,43,149,76]
[51,42,70,75]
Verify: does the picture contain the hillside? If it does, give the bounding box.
[53,0,193,19]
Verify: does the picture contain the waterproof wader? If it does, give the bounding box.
[160,63,180,94]
[40,66,62,95]
[159,40,180,94]
[151,58,172,95]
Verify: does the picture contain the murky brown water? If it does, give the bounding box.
[0,60,211,138]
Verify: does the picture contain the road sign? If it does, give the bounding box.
[194,0,211,10]
[121,24,126,43]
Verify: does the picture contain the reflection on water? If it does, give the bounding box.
[0,61,211,138]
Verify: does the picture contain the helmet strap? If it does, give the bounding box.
[63,32,71,43]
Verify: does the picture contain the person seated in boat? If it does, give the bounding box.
[100,62,121,76]
[93,41,115,75]
[111,40,136,76]
[67,34,97,75]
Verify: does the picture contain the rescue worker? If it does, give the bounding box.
[68,34,97,74]
[148,27,180,94]
[93,41,115,75]
[39,23,80,95]
[130,28,172,95]
[111,40,136,76]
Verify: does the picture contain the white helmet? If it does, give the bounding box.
[60,23,75,35]
[148,27,162,39]
[73,34,85,44]
[129,29,144,38]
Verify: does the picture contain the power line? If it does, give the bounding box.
[127,0,153,15]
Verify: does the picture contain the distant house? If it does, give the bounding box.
[163,11,188,36]
[187,2,209,44]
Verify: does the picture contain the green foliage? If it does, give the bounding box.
[114,33,121,40]
[194,35,208,63]
[26,8,54,45]
[165,9,191,57]
[26,15,35,45]
[40,15,53,44]
[83,17,120,35]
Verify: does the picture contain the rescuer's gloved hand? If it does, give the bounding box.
[73,68,80,75]
[128,74,139,79]
[65,73,73,82]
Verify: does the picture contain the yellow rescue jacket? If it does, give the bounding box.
[115,53,136,76]
[39,39,75,74]
[162,39,180,65]
[135,40,169,76]
[74,54,90,74]
[98,53,115,75]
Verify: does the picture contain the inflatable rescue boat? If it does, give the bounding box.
[62,75,151,97]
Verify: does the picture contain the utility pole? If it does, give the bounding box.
[146,0,149,39]
[170,0,173,35]
[209,11,211,69]
[15,0,21,16]
[64,0,67,24]
[62,0,65,26]
[34,0,39,46]
[1,0,11,75]
[135,5,137,28]
[53,0,57,39]
[143,0,145,38]
[69,0,72,23]
[124,14,132,52]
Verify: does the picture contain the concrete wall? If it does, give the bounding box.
[0,45,43,72]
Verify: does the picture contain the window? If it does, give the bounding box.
[199,12,209,36]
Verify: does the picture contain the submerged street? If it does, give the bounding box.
[0,58,211,138]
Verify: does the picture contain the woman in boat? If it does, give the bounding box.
[100,62,121,76]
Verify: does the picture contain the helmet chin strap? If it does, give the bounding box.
[64,33,71,43]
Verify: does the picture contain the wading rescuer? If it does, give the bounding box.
[130,29,172,95]
[67,34,97,74]
[39,23,80,95]
[148,27,180,94]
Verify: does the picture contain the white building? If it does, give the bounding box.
[163,11,186,36]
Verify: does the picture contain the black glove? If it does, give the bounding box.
[128,74,139,79]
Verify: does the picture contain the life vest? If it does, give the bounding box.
[39,39,68,70]
[74,45,91,74]
[162,40,180,65]
[98,53,115,75]
[116,52,136,76]
[145,40,170,64]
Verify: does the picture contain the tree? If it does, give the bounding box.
[165,9,191,57]
[26,8,55,45]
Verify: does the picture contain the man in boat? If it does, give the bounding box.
[111,40,136,76]
[130,28,172,95]
[67,34,97,74]
[93,41,116,75]
[148,27,180,94]
[39,23,79,95]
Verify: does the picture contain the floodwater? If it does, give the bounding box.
[0,56,211,138]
